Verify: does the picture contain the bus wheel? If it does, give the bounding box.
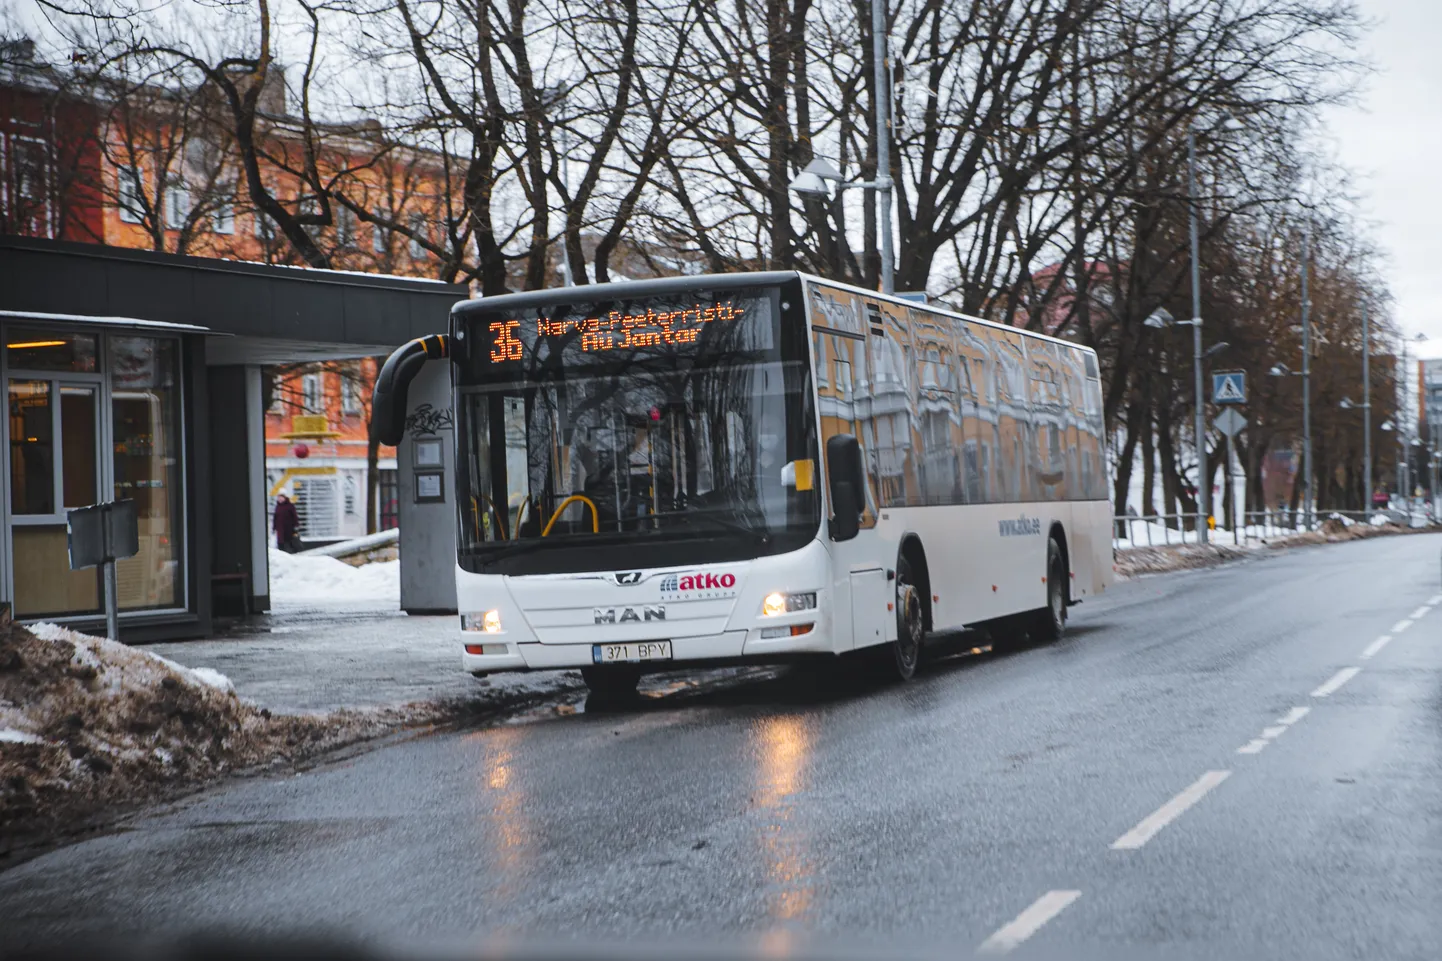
[581,664,642,698]
[889,558,925,681]
[1027,537,1067,644]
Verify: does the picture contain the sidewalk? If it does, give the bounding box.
[140,607,580,715]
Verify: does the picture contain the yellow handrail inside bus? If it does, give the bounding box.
[541,494,599,537]
[512,494,532,540]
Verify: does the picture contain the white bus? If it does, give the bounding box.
[372,272,1113,696]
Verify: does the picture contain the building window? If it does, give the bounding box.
[294,477,338,538]
[336,206,355,247]
[301,372,323,414]
[344,474,358,515]
[408,213,427,259]
[254,210,273,240]
[110,335,184,611]
[378,469,399,530]
[341,367,362,414]
[212,186,235,234]
[12,138,53,237]
[118,166,145,224]
[165,179,190,229]
[372,209,388,253]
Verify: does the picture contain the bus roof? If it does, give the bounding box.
[451,270,1097,358]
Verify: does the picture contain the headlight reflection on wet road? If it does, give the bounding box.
[752,713,815,944]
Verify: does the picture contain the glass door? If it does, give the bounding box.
[8,379,103,617]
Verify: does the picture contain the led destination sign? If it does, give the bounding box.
[484,299,765,366]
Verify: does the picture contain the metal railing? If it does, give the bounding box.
[1113,505,1435,550]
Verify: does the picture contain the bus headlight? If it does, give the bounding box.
[462,610,503,633]
[762,592,817,616]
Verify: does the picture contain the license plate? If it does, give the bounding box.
[592,641,672,664]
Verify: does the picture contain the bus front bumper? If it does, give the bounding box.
[462,624,835,675]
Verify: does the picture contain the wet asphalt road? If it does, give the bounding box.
[3,534,1442,960]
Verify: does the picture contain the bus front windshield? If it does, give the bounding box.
[454,287,819,575]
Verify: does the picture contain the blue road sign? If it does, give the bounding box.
[1213,370,1247,405]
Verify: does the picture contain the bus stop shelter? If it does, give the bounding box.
[0,235,466,641]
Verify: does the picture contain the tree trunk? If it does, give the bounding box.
[1112,404,1142,537]
[1141,412,1157,517]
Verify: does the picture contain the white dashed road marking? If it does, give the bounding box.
[1392,619,1413,634]
[1111,771,1231,850]
[1236,707,1310,754]
[976,890,1082,955]
[1410,606,1433,620]
[1429,593,1442,606]
[1311,667,1361,698]
[1276,706,1310,726]
[1361,635,1392,660]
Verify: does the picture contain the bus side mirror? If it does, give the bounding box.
[371,333,449,446]
[827,434,864,542]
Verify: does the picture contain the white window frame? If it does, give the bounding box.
[301,372,323,414]
[408,213,427,259]
[340,367,362,415]
[336,205,355,247]
[117,165,145,224]
[12,136,55,238]
[165,177,190,230]
[372,209,388,253]
[211,185,235,234]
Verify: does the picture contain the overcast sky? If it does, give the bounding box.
[1323,0,1442,360]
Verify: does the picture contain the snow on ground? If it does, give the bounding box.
[24,622,236,701]
[1111,513,1397,550]
[268,548,399,612]
[0,620,406,846]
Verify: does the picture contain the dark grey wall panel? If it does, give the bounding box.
[0,236,466,349]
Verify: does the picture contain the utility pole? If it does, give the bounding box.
[1362,303,1371,511]
[1301,226,1313,531]
[872,0,894,294]
[1187,130,1208,543]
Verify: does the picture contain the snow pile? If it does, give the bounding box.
[268,548,399,610]
[0,619,383,848]
[26,622,235,695]
[1327,512,1357,527]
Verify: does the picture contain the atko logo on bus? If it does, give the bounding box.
[998,516,1042,537]
[659,571,738,595]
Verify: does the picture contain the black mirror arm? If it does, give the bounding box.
[371,333,449,446]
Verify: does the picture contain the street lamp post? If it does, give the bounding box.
[1362,303,1371,510]
[1300,226,1312,531]
[789,2,894,295]
[1186,130,1208,543]
[872,0,894,295]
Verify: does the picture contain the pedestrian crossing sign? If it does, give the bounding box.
[1213,371,1247,405]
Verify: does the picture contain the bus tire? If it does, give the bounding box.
[1027,537,1067,644]
[581,664,642,698]
[885,556,925,681]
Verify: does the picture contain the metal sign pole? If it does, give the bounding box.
[104,558,119,641]
[1229,432,1239,546]
[102,502,118,641]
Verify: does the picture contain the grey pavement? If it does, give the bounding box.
[5,533,1442,960]
[141,608,578,714]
